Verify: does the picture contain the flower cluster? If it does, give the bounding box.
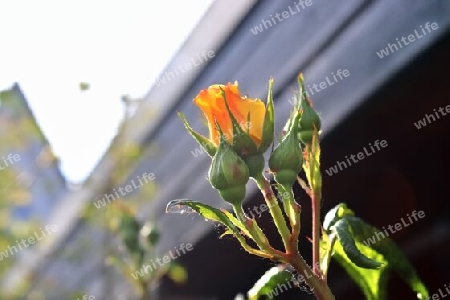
[179,77,319,205]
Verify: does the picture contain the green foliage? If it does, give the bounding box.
[0,87,44,297]
[323,203,429,299]
[346,216,429,298]
[333,219,382,269]
[332,236,389,300]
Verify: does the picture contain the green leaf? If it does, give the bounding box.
[346,216,429,298]
[177,111,217,157]
[166,199,273,259]
[333,237,389,300]
[324,204,429,299]
[323,203,355,231]
[334,218,383,269]
[166,199,240,235]
[247,265,293,300]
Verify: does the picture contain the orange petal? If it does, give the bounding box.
[193,83,265,146]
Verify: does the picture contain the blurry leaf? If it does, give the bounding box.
[140,222,160,247]
[167,263,188,284]
[79,82,90,91]
[247,265,292,300]
[10,189,31,206]
[106,255,144,292]
[118,214,143,257]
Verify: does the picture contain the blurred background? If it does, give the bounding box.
[0,0,449,299]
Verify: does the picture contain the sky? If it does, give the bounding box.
[0,0,214,183]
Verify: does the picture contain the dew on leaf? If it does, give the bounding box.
[166,200,196,214]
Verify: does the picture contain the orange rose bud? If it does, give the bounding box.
[193,82,265,149]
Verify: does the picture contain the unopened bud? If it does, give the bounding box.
[244,154,265,179]
[209,134,249,205]
[298,76,321,144]
[269,113,303,186]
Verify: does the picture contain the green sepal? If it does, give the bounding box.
[303,128,322,200]
[220,88,258,157]
[177,111,217,157]
[282,93,300,137]
[258,77,275,154]
[297,73,307,110]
